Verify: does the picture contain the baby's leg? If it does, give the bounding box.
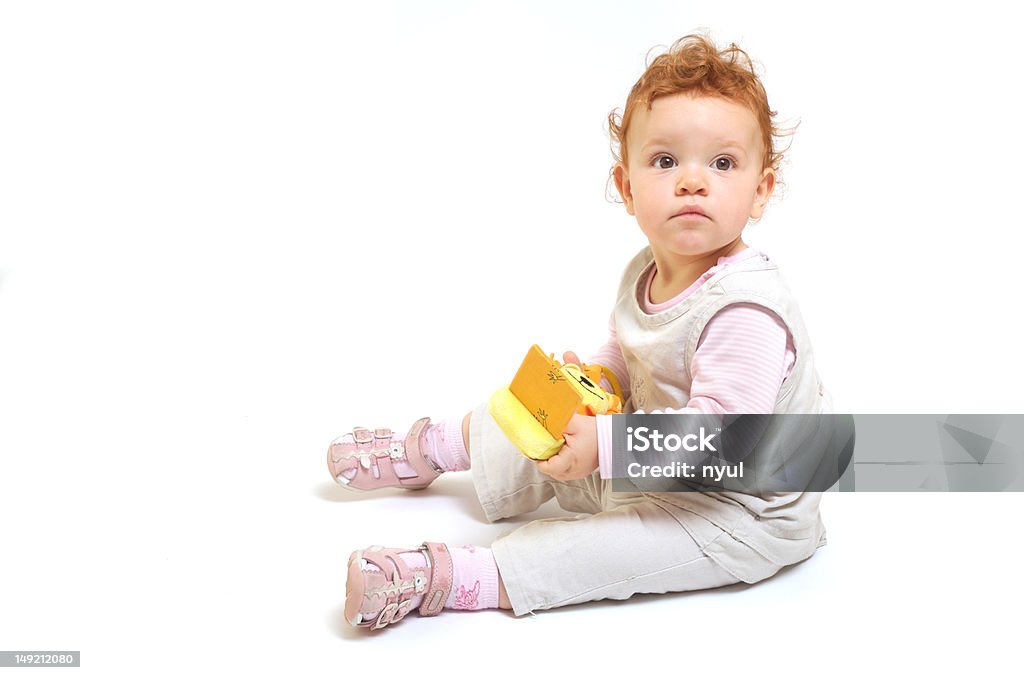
[491,496,741,616]
[346,495,740,628]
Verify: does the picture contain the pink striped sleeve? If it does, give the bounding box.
[667,303,795,415]
[587,314,630,481]
[597,414,616,479]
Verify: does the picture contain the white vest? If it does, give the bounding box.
[612,247,831,583]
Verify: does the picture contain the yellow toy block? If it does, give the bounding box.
[488,345,623,460]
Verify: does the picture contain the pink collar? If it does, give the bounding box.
[643,248,761,313]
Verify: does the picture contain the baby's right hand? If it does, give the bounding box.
[535,413,599,481]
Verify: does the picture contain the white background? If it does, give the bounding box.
[1,1,1022,677]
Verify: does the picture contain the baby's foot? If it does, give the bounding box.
[345,543,453,630]
[327,417,469,491]
[345,543,501,630]
[328,418,443,491]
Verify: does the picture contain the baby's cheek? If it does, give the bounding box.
[635,207,664,236]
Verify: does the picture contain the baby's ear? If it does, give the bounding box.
[613,163,636,216]
[750,166,776,220]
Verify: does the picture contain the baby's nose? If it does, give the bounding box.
[675,167,708,194]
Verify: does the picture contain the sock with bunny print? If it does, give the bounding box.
[446,545,500,610]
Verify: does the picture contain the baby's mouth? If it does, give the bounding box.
[673,207,708,219]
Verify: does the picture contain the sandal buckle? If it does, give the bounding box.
[371,597,414,630]
[371,602,397,629]
[392,598,413,623]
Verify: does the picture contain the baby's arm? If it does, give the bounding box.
[594,303,794,478]
[673,302,794,414]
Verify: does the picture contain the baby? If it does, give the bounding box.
[330,34,831,630]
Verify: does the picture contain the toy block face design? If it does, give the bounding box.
[508,345,620,439]
[560,364,620,416]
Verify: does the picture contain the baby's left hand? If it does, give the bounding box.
[536,413,599,481]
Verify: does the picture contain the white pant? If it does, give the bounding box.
[468,403,742,616]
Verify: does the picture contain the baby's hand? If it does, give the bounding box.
[536,413,599,481]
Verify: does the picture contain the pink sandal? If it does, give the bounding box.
[327,417,443,491]
[345,542,454,630]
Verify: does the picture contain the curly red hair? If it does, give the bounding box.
[609,34,790,173]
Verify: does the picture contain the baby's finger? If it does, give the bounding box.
[562,351,582,367]
[535,461,556,480]
[537,452,569,479]
[535,457,552,475]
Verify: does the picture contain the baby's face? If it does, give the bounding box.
[615,94,775,264]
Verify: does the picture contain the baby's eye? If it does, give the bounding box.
[713,157,734,171]
[653,154,676,169]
